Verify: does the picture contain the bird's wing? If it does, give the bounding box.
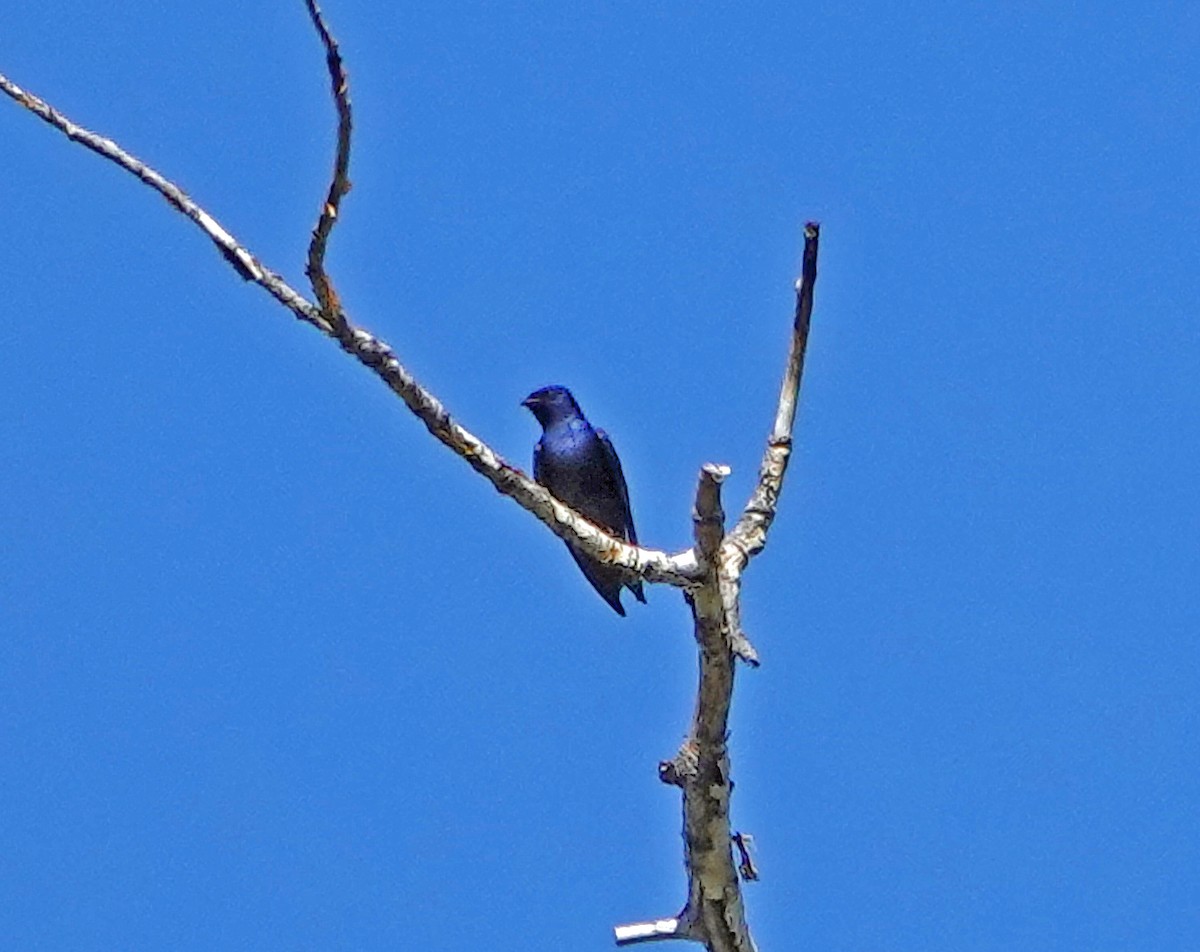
[595,428,638,545]
[532,438,546,486]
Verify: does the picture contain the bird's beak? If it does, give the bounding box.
[520,395,535,409]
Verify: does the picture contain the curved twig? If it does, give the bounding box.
[304,0,353,326]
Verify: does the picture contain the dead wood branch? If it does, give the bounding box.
[618,227,819,950]
[2,8,820,950]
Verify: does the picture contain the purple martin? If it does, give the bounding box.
[522,385,647,615]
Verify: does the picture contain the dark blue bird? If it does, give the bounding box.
[522,385,647,616]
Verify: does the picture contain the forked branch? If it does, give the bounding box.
[2,7,820,951]
[0,66,697,589]
[618,227,819,952]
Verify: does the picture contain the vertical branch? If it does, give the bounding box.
[304,0,354,326]
[617,231,821,951]
[719,223,820,664]
[618,465,756,952]
[694,464,732,572]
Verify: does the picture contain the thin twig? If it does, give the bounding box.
[303,0,353,326]
[732,832,759,883]
[0,73,327,330]
[730,222,820,557]
[614,917,691,945]
[718,222,820,665]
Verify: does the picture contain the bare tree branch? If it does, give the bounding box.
[730,222,820,558]
[618,228,820,950]
[3,9,822,950]
[615,916,693,945]
[623,468,754,951]
[722,222,820,664]
[303,0,353,326]
[0,74,317,319]
[694,464,732,570]
[0,69,700,590]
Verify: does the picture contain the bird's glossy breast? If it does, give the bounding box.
[539,429,620,526]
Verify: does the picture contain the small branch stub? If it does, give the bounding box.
[614,917,689,946]
[693,463,731,567]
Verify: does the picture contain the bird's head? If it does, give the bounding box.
[521,385,582,428]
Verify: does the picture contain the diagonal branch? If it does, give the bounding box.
[0,68,700,590]
[0,73,322,323]
[304,0,353,326]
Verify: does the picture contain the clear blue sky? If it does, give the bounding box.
[2,2,1198,949]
